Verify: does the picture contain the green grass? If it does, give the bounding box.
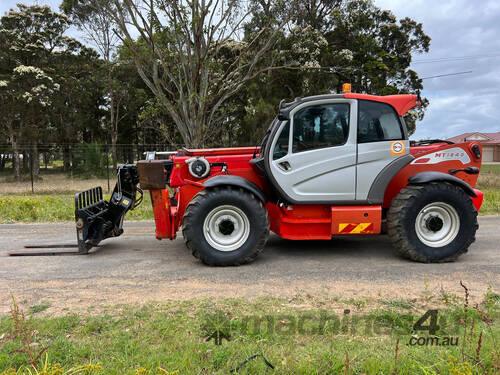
[27,302,51,315]
[477,164,500,215]
[0,294,498,374]
[0,194,154,223]
[480,164,500,174]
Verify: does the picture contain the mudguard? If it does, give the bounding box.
[202,175,267,202]
[408,171,477,197]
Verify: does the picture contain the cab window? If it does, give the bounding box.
[357,100,404,143]
[292,103,350,153]
[272,121,290,160]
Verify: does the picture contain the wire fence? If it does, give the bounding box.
[0,143,182,195]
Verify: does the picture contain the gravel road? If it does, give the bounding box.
[1,217,498,313]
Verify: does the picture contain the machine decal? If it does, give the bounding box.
[411,147,471,165]
[338,223,374,234]
[391,141,405,156]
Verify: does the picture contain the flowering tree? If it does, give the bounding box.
[0,66,59,180]
[0,4,95,179]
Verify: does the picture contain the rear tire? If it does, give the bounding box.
[387,182,478,263]
[182,187,269,266]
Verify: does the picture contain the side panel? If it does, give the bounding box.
[356,140,409,200]
[383,142,482,208]
[331,206,381,235]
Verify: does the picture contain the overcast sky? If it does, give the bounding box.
[2,0,499,140]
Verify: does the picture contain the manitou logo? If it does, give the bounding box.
[411,147,471,165]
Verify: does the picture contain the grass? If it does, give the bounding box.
[0,291,498,374]
[0,194,153,223]
[477,164,500,215]
[27,303,51,315]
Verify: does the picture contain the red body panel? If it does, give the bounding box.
[410,143,449,157]
[471,189,484,212]
[344,93,419,116]
[331,206,381,235]
[383,142,482,208]
[178,146,259,156]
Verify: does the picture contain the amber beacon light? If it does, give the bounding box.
[342,83,352,93]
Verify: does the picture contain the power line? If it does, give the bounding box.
[413,53,500,64]
[421,70,472,80]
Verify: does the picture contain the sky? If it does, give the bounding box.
[1,0,499,140]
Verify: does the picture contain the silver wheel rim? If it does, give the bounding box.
[415,202,460,248]
[203,205,250,252]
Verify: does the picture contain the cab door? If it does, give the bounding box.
[356,100,409,200]
[267,99,357,202]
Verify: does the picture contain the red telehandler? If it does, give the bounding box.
[13,87,484,265]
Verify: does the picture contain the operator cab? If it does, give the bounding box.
[256,91,419,205]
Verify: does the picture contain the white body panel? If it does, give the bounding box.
[356,140,409,199]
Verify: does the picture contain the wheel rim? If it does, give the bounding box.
[415,202,460,248]
[203,205,250,252]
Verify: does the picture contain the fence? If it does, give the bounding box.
[0,143,181,195]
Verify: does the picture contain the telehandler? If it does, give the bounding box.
[25,86,485,265]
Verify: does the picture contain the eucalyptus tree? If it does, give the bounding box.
[84,0,298,147]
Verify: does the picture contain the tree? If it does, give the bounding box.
[0,4,95,178]
[86,0,298,147]
[235,0,430,140]
[0,66,59,181]
[61,0,128,168]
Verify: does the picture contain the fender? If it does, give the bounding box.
[408,171,477,197]
[367,154,414,204]
[202,175,268,202]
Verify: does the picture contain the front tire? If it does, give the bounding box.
[182,187,269,266]
[387,182,478,263]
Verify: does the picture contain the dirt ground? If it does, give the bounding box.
[0,217,499,315]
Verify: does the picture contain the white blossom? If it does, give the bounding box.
[22,92,33,103]
[338,49,353,61]
[13,65,45,75]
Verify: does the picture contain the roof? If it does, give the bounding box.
[279,93,420,117]
[446,132,500,145]
[344,93,420,116]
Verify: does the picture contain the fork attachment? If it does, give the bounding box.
[75,164,141,253]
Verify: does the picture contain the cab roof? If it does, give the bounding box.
[279,93,420,117]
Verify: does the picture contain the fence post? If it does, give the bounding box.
[105,143,110,193]
[29,145,34,194]
[69,145,73,178]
